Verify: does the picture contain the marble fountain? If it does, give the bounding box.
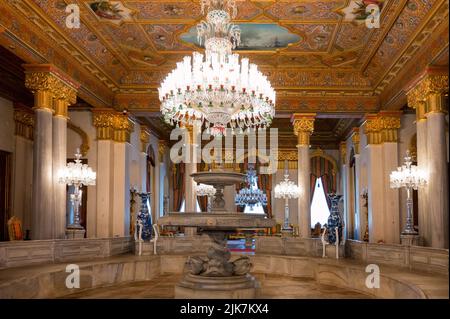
[158,167,276,299]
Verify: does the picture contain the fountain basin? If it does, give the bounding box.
[158,212,275,230]
[191,170,246,213]
[191,171,245,186]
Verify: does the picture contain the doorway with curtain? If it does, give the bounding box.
[310,153,337,234]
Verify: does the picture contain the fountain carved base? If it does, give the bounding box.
[175,231,258,299]
[175,273,258,299]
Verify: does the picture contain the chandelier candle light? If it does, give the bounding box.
[159,0,275,136]
[58,148,96,230]
[274,160,300,230]
[390,150,427,235]
[196,183,216,213]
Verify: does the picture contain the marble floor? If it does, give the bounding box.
[64,273,372,299]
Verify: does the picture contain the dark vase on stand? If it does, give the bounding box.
[137,192,153,240]
[327,194,343,244]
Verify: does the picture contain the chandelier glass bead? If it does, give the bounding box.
[159,0,275,136]
[235,166,267,209]
[58,149,96,186]
[389,151,427,190]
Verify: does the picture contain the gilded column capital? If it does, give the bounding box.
[278,149,298,161]
[158,140,168,162]
[53,82,78,118]
[291,113,316,146]
[364,112,401,144]
[113,114,135,143]
[92,109,116,140]
[339,142,347,165]
[350,127,360,154]
[13,105,34,140]
[140,127,151,153]
[23,64,80,114]
[379,111,401,143]
[363,114,382,145]
[406,68,448,118]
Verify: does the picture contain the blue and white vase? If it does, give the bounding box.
[137,192,152,240]
[327,194,343,244]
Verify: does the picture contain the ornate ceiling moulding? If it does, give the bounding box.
[0,0,116,108]
[117,91,380,113]
[373,0,449,96]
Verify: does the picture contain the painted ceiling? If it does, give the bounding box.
[0,0,448,144]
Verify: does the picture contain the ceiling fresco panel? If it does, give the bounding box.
[125,1,202,21]
[265,1,345,21]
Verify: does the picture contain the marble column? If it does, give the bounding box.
[184,124,198,213]
[380,113,401,244]
[93,110,133,238]
[112,113,133,237]
[158,141,168,218]
[24,70,58,239]
[52,85,77,239]
[93,110,115,238]
[340,142,350,240]
[406,70,448,248]
[364,112,401,244]
[12,106,34,232]
[417,105,429,246]
[350,128,363,240]
[291,113,315,239]
[425,77,448,248]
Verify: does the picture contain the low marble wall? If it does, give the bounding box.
[0,237,132,270]
[0,254,446,298]
[345,240,449,275]
[254,236,345,258]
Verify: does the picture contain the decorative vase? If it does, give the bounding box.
[137,192,153,240]
[327,193,343,244]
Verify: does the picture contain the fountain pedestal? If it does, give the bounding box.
[175,273,258,299]
[158,212,275,299]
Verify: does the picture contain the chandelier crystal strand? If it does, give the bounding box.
[58,148,96,229]
[274,160,300,230]
[390,150,427,235]
[159,0,275,136]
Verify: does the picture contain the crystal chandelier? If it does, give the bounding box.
[196,183,216,213]
[159,0,276,136]
[390,150,427,235]
[235,165,267,211]
[58,148,96,229]
[274,160,300,230]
